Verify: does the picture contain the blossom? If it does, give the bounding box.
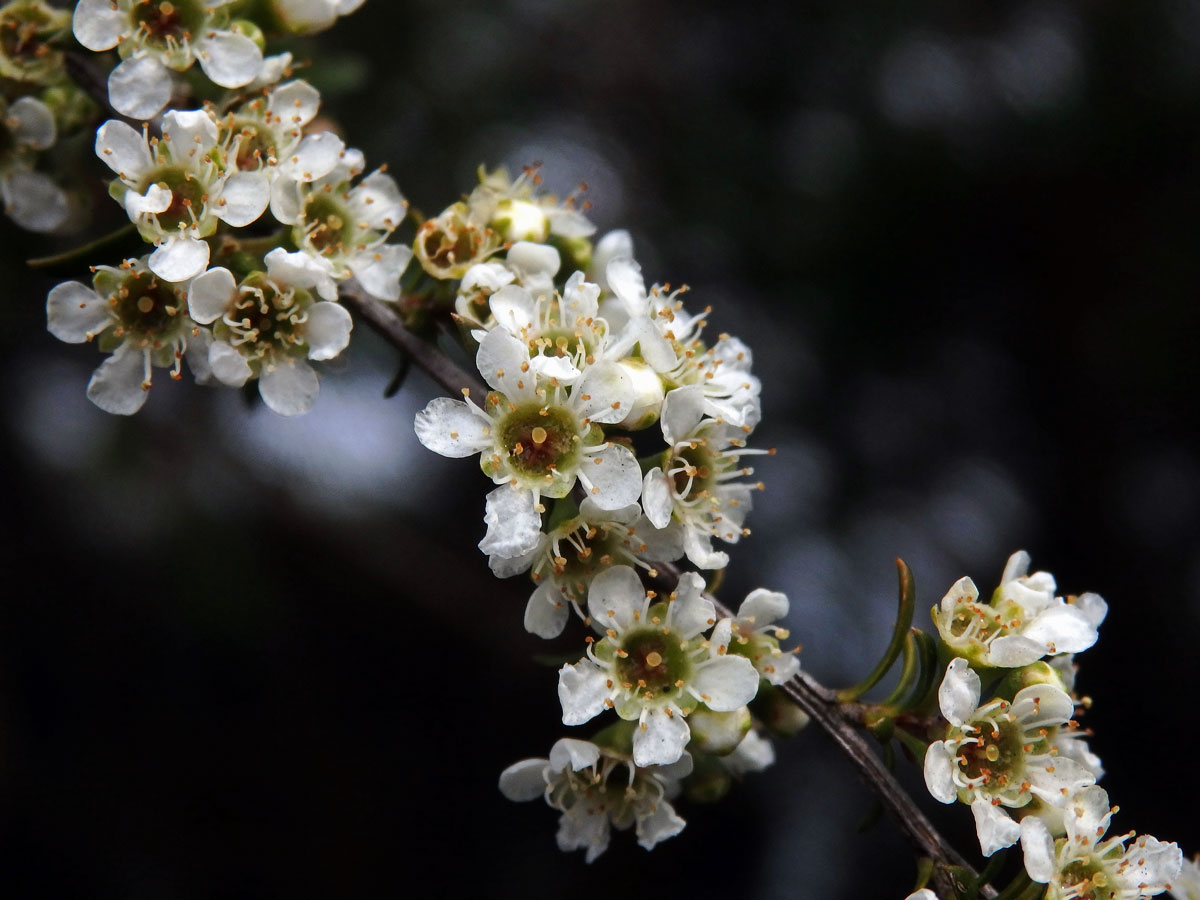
[923,658,1097,857]
[498,738,690,862]
[557,566,760,767]
[0,0,72,84]
[187,249,352,415]
[46,257,209,414]
[414,326,643,516]
[933,551,1107,669]
[72,0,264,119]
[268,0,365,35]
[729,588,800,685]
[721,729,776,775]
[1,95,68,232]
[1170,855,1200,900]
[641,384,768,569]
[95,110,270,282]
[1021,786,1182,899]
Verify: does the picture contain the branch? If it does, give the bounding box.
[343,290,993,898]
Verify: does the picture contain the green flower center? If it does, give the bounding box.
[229,119,277,171]
[671,444,717,496]
[1059,857,1112,900]
[955,718,1027,793]
[139,166,208,233]
[303,194,355,256]
[111,269,185,341]
[215,275,310,361]
[616,628,690,697]
[0,1,67,77]
[498,402,580,478]
[132,0,205,47]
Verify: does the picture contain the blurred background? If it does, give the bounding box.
[2,0,1199,896]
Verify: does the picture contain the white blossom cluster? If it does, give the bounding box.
[408,170,798,859]
[46,1,419,417]
[924,551,1183,898]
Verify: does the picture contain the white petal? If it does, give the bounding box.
[1027,756,1095,804]
[528,354,581,384]
[1064,785,1112,845]
[267,80,321,127]
[87,343,149,415]
[557,660,611,726]
[635,799,685,850]
[682,528,728,570]
[95,119,151,178]
[461,262,514,294]
[1019,817,1057,883]
[632,318,679,372]
[559,806,612,863]
[724,731,776,775]
[123,182,172,219]
[592,230,634,291]
[478,484,542,559]
[250,52,294,89]
[413,397,490,457]
[560,271,600,327]
[605,256,647,312]
[489,540,540,578]
[641,469,674,529]
[259,358,319,415]
[264,247,337,299]
[923,741,958,803]
[628,517,684,563]
[987,635,1044,668]
[940,575,979,613]
[269,177,304,224]
[971,798,1021,857]
[3,171,69,232]
[1021,605,1098,656]
[476,328,536,401]
[905,891,938,900]
[548,738,601,773]
[149,237,210,283]
[9,97,56,150]
[187,267,237,324]
[108,55,172,120]
[1070,592,1108,628]
[669,572,716,638]
[938,657,980,727]
[274,0,337,32]
[587,565,646,634]
[347,170,407,229]
[633,705,690,767]
[46,281,110,343]
[660,385,707,445]
[489,284,536,336]
[506,241,561,283]
[497,759,547,801]
[545,206,596,238]
[1010,683,1074,729]
[278,131,345,182]
[574,361,634,425]
[762,652,800,685]
[690,655,759,711]
[523,581,570,639]
[1124,836,1183,891]
[304,301,352,360]
[1001,550,1032,585]
[73,0,127,50]
[208,340,253,387]
[215,172,269,227]
[738,589,789,627]
[348,244,410,302]
[195,31,263,88]
[185,327,212,383]
[580,444,642,510]
[162,109,218,158]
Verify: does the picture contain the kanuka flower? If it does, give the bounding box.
[924,658,1097,857]
[487,496,682,640]
[72,0,263,119]
[46,257,209,414]
[469,164,596,245]
[1171,855,1200,900]
[641,384,768,569]
[933,550,1108,669]
[414,327,643,515]
[96,110,270,282]
[268,0,365,35]
[499,738,690,862]
[270,147,410,301]
[729,588,801,685]
[1,94,68,232]
[557,566,760,767]
[1021,786,1182,900]
[187,249,351,416]
[0,0,71,84]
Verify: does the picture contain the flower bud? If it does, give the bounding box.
[687,705,751,755]
[492,197,549,243]
[615,358,665,429]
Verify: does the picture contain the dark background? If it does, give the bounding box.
[2,0,1198,896]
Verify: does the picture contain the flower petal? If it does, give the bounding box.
[478,484,542,559]
[938,657,980,727]
[267,80,321,128]
[187,267,237,324]
[215,171,269,227]
[87,343,149,415]
[690,655,759,711]
[548,738,601,773]
[1010,683,1074,729]
[414,397,490,458]
[1019,816,1057,883]
[641,469,674,529]
[123,182,172,219]
[579,443,642,510]
[476,327,536,401]
[73,0,127,50]
[738,588,789,627]
[490,284,537,336]
[633,705,690,767]
[558,660,611,726]
[195,30,263,88]
[2,171,69,232]
[923,740,958,803]
[587,565,646,633]
[574,360,634,425]
[524,581,570,639]
[669,572,716,638]
[107,55,171,120]
[304,301,352,361]
[162,109,218,159]
[660,384,707,446]
[347,170,406,230]
[278,130,345,182]
[259,358,319,415]
[149,236,210,283]
[971,798,1020,857]
[348,244,410,302]
[47,281,110,343]
[635,799,686,851]
[497,759,547,802]
[95,119,151,179]
[208,340,253,388]
[9,97,56,150]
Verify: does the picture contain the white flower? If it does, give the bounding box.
[73,0,263,118]
[95,110,270,282]
[923,658,1097,857]
[0,0,72,85]
[470,165,595,244]
[271,148,410,301]
[641,384,768,569]
[46,258,207,414]
[556,566,760,767]
[269,0,365,35]
[1021,786,1182,899]
[729,588,800,685]
[721,729,776,776]
[498,737,690,862]
[1170,855,1200,900]
[187,249,351,416]
[484,496,682,640]
[905,891,938,900]
[414,326,643,515]
[0,95,69,232]
[933,551,1108,669]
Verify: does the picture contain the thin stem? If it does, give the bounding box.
[344,294,993,898]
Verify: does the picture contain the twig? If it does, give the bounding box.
[343,290,993,898]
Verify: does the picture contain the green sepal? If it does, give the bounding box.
[589,718,636,757]
[545,496,580,532]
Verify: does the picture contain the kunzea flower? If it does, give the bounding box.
[923,658,1097,857]
[933,551,1108,669]
[469,164,596,246]
[187,248,350,416]
[487,496,683,640]
[96,111,270,282]
[270,147,410,301]
[1170,855,1200,900]
[46,257,209,414]
[588,229,633,293]
[268,0,365,35]
[1021,786,1182,900]
[72,0,263,119]
[0,0,71,84]
[414,326,643,515]
[728,588,801,685]
[1,94,68,232]
[557,566,760,767]
[641,384,769,569]
[218,80,345,190]
[499,737,691,862]
[453,243,564,337]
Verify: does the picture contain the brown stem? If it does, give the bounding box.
[341,290,993,899]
